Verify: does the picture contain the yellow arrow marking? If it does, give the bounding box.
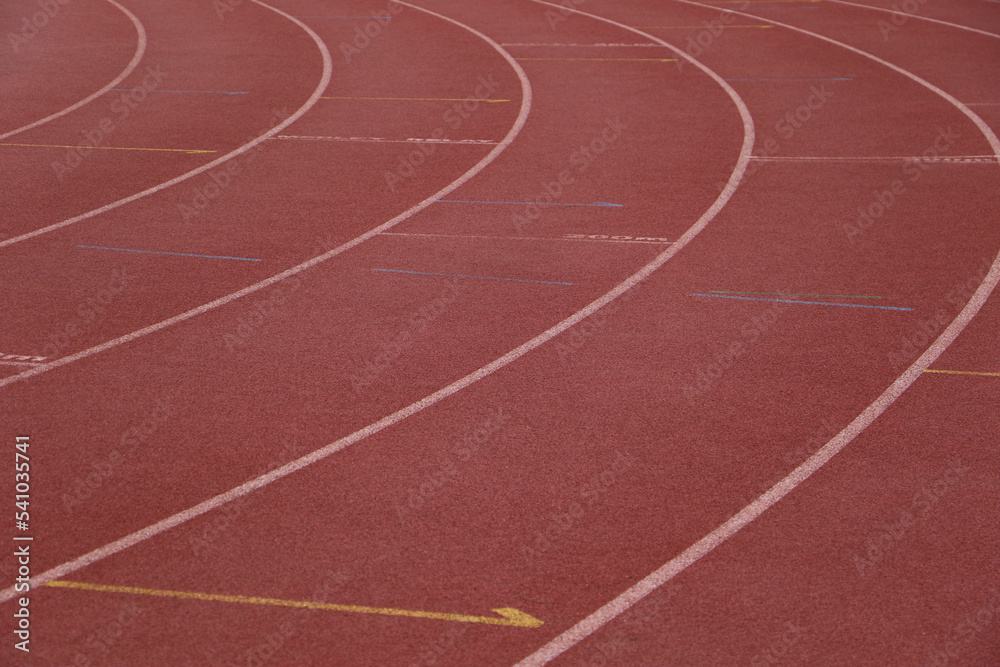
[0,142,214,154]
[44,581,543,628]
[321,96,510,103]
[923,369,1000,377]
[516,57,676,62]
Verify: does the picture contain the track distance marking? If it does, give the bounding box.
[46,581,543,627]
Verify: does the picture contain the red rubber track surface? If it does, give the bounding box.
[1,0,998,664]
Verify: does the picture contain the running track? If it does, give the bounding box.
[1,0,998,664]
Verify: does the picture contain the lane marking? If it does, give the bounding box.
[0,142,214,154]
[381,232,670,244]
[923,369,1000,377]
[726,77,851,81]
[514,1,1000,662]
[293,15,393,18]
[75,245,261,262]
[691,293,913,310]
[273,135,498,144]
[516,57,677,62]
[0,353,46,363]
[437,199,622,207]
[710,290,882,299]
[109,88,249,95]
[634,24,773,28]
[0,361,44,367]
[0,0,146,141]
[373,268,573,286]
[44,581,543,628]
[825,0,1000,40]
[0,0,754,604]
[0,1,532,388]
[501,42,663,46]
[750,155,996,163]
[0,0,334,251]
[321,95,510,102]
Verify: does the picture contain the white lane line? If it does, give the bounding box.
[750,155,997,163]
[0,0,330,251]
[0,0,147,141]
[0,1,530,396]
[381,232,672,244]
[0,360,44,367]
[0,1,755,606]
[273,135,499,144]
[514,3,1000,665]
[825,0,1000,40]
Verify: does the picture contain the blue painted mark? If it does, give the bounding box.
[373,268,572,286]
[690,293,913,311]
[725,77,851,81]
[437,199,623,207]
[76,245,261,262]
[110,88,249,95]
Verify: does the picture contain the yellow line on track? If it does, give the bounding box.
[44,580,543,628]
[923,369,1000,377]
[516,57,676,62]
[321,96,510,103]
[634,24,774,28]
[0,142,214,154]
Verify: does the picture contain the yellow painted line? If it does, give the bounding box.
[0,142,214,154]
[634,24,774,28]
[321,96,510,103]
[44,580,543,628]
[707,0,820,3]
[923,369,1000,377]
[516,57,677,62]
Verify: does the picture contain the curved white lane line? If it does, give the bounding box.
[0,1,756,604]
[0,1,531,392]
[515,3,1000,665]
[0,0,329,251]
[827,0,1000,40]
[0,0,148,141]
